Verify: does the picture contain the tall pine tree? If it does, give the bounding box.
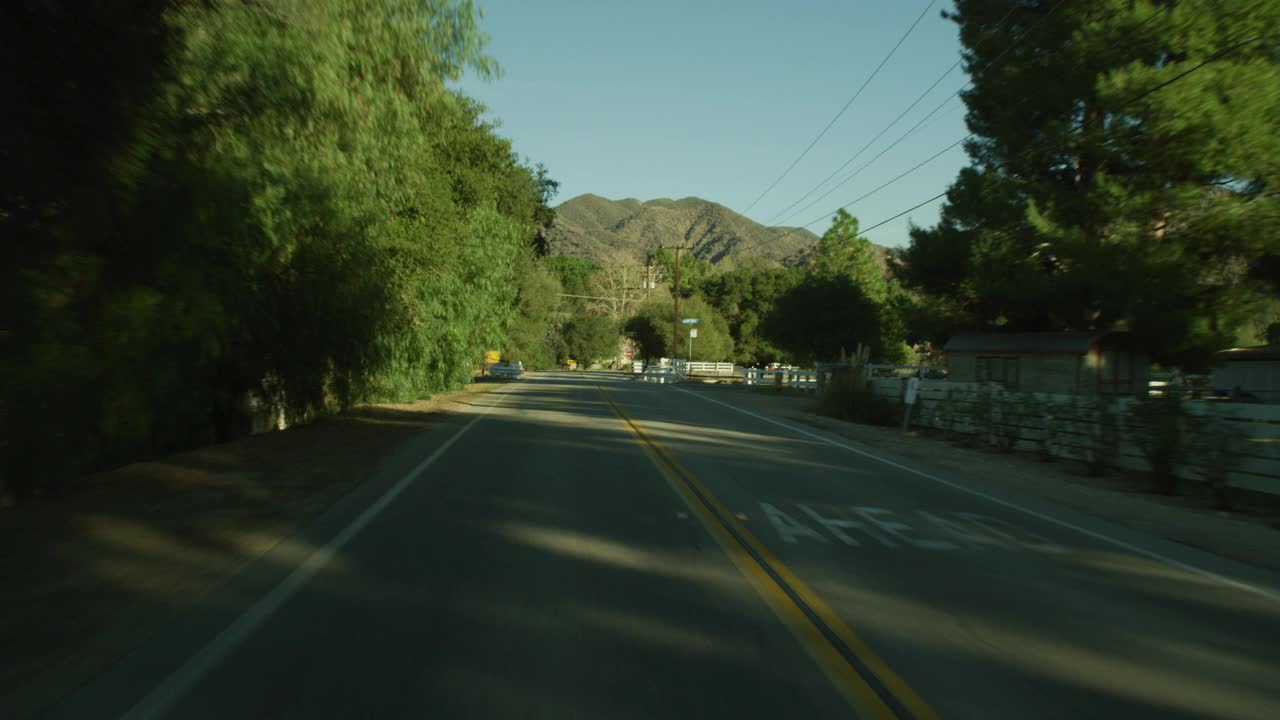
[900,0,1280,368]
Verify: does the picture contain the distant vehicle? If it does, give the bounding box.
[488,360,524,380]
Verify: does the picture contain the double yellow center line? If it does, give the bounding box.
[598,387,936,720]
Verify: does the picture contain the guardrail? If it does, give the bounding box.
[672,360,735,376]
[744,368,819,391]
[1148,373,1217,399]
[641,365,679,384]
[867,379,1280,497]
[865,364,947,380]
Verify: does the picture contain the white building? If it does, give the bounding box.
[1212,345,1280,403]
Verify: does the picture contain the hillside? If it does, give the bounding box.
[548,194,845,267]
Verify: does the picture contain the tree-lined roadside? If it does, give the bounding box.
[898,0,1280,367]
[1,0,558,500]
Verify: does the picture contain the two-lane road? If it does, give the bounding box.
[54,372,1280,719]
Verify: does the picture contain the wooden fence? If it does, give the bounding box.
[674,360,736,376]
[744,368,819,390]
[866,379,1280,497]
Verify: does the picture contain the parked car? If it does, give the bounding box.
[488,361,525,380]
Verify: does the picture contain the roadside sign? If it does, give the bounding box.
[689,328,698,338]
[484,349,500,365]
[904,376,920,405]
[681,318,700,324]
[902,376,921,432]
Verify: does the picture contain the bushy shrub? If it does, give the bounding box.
[1127,392,1192,494]
[818,367,898,426]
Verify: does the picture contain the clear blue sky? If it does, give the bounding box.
[460,0,973,248]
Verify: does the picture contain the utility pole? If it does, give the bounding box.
[658,243,687,360]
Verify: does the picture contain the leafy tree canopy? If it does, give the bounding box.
[560,315,620,366]
[902,0,1280,369]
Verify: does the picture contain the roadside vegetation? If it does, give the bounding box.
[896,0,1280,369]
[5,0,1279,502]
[2,0,563,500]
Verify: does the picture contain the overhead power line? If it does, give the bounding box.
[858,191,949,236]
[798,1,1174,230]
[773,88,970,227]
[853,32,1269,244]
[763,0,1059,227]
[736,11,1255,256]
[773,0,1172,230]
[763,58,964,225]
[739,0,938,215]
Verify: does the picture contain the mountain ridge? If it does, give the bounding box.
[547,193,837,267]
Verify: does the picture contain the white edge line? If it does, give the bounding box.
[122,384,518,720]
[676,386,1280,605]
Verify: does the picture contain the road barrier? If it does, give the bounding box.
[866,379,1280,497]
[864,364,946,380]
[744,368,819,391]
[672,360,736,376]
[642,365,679,384]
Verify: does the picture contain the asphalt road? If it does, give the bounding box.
[54,372,1280,719]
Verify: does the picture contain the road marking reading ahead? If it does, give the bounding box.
[769,502,1064,553]
[598,387,936,720]
[676,386,1280,605]
[122,385,519,720]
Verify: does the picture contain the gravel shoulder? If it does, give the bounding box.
[688,382,1280,573]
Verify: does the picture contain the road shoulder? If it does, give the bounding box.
[0,382,508,719]
[681,384,1280,574]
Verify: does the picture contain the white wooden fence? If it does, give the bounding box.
[1148,372,1215,399]
[673,360,736,377]
[865,364,946,380]
[865,379,1280,496]
[744,368,819,390]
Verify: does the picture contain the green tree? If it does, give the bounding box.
[623,298,733,362]
[797,211,906,362]
[0,0,557,497]
[560,315,620,367]
[677,297,734,362]
[903,0,1280,369]
[765,275,887,367]
[652,248,712,298]
[544,255,601,311]
[809,209,888,303]
[701,266,802,365]
[504,256,562,370]
[625,303,673,361]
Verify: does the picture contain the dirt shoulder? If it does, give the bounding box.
[0,382,505,719]
[689,383,1280,573]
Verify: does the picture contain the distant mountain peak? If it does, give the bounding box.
[548,193,842,268]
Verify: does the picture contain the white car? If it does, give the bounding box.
[488,361,525,380]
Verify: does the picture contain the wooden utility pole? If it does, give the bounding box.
[659,244,688,359]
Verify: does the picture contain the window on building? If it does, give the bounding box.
[1099,349,1132,395]
[976,356,1019,388]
